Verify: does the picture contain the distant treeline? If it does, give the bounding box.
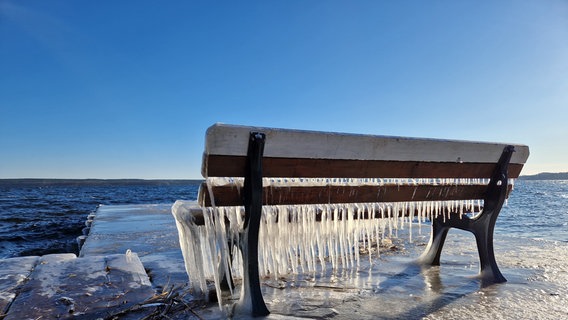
[0,179,203,186]
[519,172,568,180]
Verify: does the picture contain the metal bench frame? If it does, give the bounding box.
[192,124,529,316]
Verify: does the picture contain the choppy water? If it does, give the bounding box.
[498,180,568,242]
[0,180,200,259]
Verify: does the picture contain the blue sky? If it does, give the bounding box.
[1,0,567,179]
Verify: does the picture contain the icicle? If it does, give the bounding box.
[408,202,414,243]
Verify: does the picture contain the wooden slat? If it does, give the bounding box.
[204,124,530,165]
[204,155,525,179]
[198,183,510,207]
[188,204,484,226]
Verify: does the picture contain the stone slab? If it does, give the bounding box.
[0,256,39,314]
[5,253,154,319]
[79,203,192,290]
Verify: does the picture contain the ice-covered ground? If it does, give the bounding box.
[193,229,568,319]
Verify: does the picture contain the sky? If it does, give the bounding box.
[1,0,567,179]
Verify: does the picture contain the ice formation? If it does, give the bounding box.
[172,177,511,309]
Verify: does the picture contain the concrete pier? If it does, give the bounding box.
[0,203,195,319]
[79,203,189,290]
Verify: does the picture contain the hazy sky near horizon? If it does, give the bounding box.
[1,0,567,179]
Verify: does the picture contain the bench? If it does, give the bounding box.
[172,123,530,317]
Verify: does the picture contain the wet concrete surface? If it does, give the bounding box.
[79,203,191,290]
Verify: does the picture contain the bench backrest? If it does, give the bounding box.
[199,123,530,208]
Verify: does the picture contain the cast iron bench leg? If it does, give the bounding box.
[419,146,514,284]
[236,132,270,316]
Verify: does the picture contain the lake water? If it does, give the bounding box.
[0,180,200,259]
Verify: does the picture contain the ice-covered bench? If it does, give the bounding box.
[172,123,529,316]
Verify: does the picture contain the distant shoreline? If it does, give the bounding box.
[518,172,568,180]
[1,172,567,185]
[0,178,203,186]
